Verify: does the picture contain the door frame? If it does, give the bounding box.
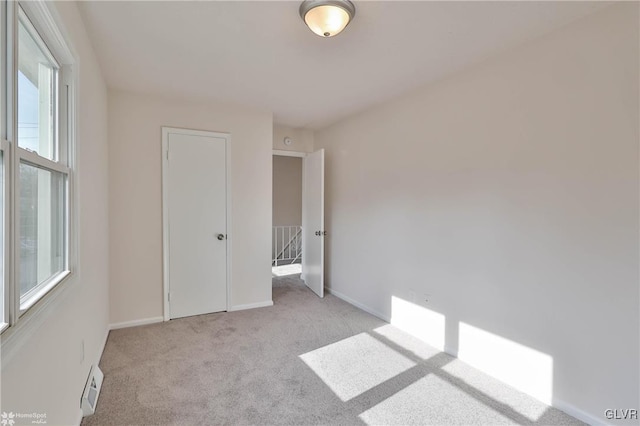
[162,127,232,321]
[272,150,307,280]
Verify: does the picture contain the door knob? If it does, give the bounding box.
[217,234,226,241]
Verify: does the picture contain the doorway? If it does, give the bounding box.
[162,127,230,320]
[272,153,303,277]
[272,149,325,298]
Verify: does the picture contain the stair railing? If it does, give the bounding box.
[272,226,302,266]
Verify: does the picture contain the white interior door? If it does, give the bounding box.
[164,129,228,319]
[302,149,324,298]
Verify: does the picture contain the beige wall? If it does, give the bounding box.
[108,91,273,324]
[0,2,110,424]
[273,156,302,227]
[315,3,638,424]
[273,124,314,153]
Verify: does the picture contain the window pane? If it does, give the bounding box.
[18,15,57,160]
[19,162,66,300]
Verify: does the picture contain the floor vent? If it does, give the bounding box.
[81,365,104,417]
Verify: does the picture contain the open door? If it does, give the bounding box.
[302,149,324,298]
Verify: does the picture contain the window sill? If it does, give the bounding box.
[0,270,75,357]
[19,269,71,314]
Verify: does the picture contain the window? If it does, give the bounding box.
[0,1,74,333]
[15,9,70,313]
[18,162,67,306]
[17,13,58,159]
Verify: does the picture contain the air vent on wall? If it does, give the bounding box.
[81,364,104,417]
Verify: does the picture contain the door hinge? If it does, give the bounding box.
[166,151,170,161]
[168,292,171,302]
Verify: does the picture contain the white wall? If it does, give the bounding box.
[108,91,273,325]
[0,2,110,425]
[273,156,302,227]
[273,124,314,153]
[315,3,638,424]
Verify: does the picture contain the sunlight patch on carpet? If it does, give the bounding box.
[359,375,513,425]
[299,333,415,401]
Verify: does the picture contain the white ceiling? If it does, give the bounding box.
[78,1,607,129]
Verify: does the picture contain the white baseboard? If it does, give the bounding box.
[325,287,391,322]
[228,300,274,312]
[109,316,163,330]
[553,398,605,426]
[444,345,459,358]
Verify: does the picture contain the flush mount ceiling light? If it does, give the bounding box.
[299,0,356,38]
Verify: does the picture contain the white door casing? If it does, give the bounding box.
[302,149,324,298]
[162,127,230,320]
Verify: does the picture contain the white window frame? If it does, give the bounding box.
[0,0,12,335]
[0,0,76,337]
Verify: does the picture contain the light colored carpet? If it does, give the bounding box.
[83,274,584,426]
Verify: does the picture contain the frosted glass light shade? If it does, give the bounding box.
[300,0,355,38]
